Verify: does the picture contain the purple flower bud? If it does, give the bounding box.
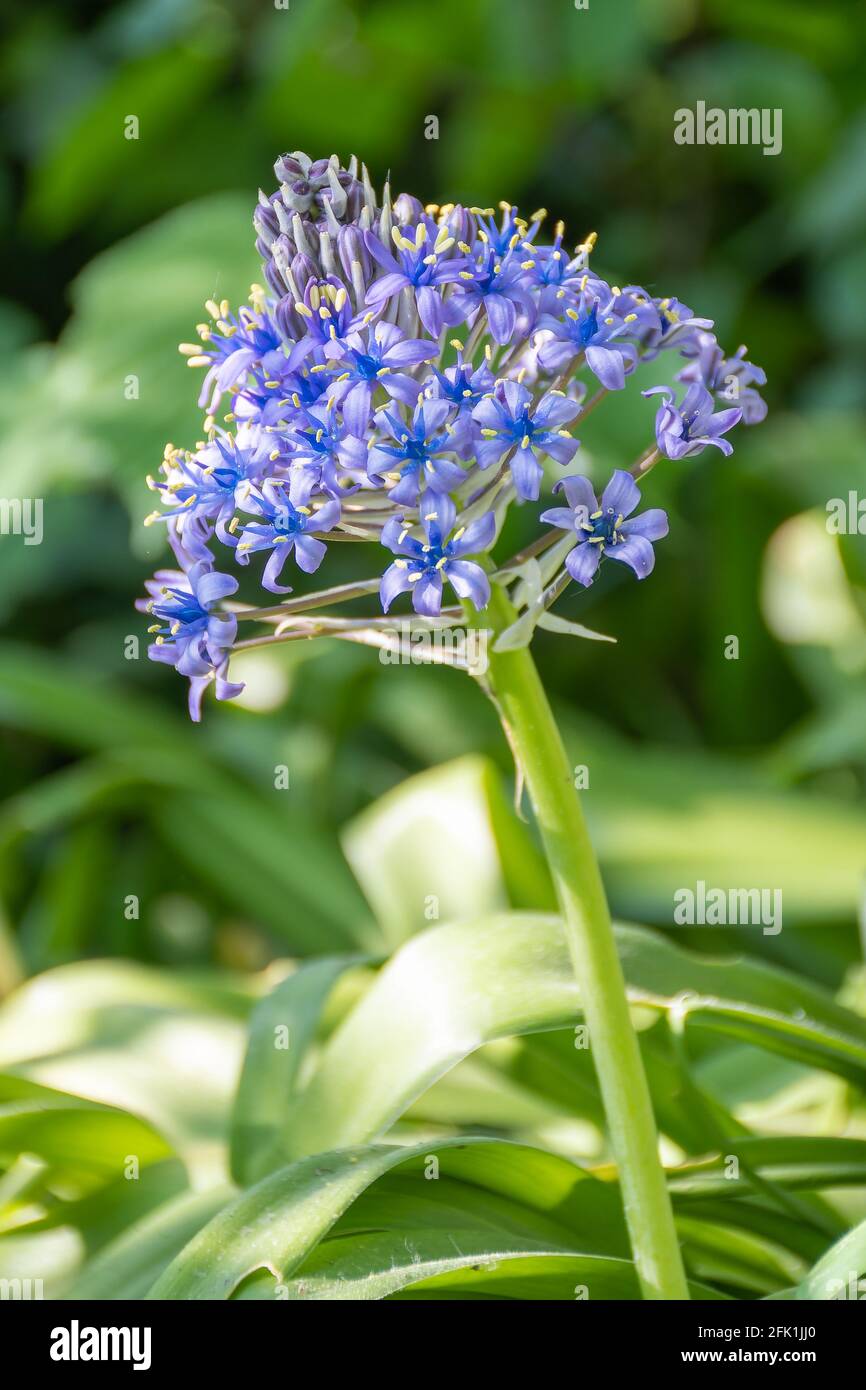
[393,192,424,224]
[291,252,318,300]
[337,223,372,285]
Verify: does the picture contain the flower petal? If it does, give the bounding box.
[485,293,517,345]
[609,534,656,579]
[556,474,598,514]
[510,445,543,502]
[196,569,239,608]
[412,571,444,616]
[600,469,641,519]
[623,507,669,542]
[380,561,415,612]
[293,533,327,573]
[585,343,625,391]
[446,559,490,610]
[565,541,602,587]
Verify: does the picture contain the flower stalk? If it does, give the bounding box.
[478,582,690,1301]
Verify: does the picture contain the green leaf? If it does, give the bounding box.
[0,961,253,1177]
[536,611,617,642]
[342,755,554,947]
[792,1215,866,1301]
[0,645,375,952]
[0,1076,172,1185]
[150,1136,730,1302]
[677,1215,807,1296]
[669,1137,866,1198]
[274,914,866,1165]
[150,1137,628,1300]
[230,957,364,1186]
[66,1187,232,1301]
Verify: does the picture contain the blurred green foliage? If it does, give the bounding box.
[0,0,864,983]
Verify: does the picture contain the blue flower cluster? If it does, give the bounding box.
[141,151,766,718]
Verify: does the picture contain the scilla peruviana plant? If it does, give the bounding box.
[138,151,767,1300]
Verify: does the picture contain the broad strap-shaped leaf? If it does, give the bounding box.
[668,1137,866,1199]
[272,914,866,1164]
[0,1075,172,1182]
[792,1215,866,1301]
[66,1187,232,1301]
[342,756,555,946]
[149,1137,733,1302]
[150,1137,627,1300]
[230,956,365,1186]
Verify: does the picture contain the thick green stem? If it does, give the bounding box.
[479,584,689,1300]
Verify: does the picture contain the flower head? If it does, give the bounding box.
[143,149,765,718]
